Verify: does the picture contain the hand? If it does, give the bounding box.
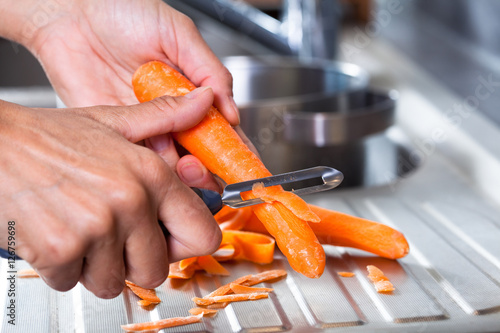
[0,88,222,298]
[17,0,240,125]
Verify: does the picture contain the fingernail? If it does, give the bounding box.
[186,86,212,100]
[180,162,205,183]
[148,134,171,152]
[229,96,240,125]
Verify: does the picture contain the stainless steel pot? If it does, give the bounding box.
[224,56,404,187]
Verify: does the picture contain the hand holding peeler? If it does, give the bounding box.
[0,166,343,259]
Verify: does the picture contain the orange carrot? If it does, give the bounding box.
[197,255,230,276]
[245,204,409,260]
[230,284,273,294]
[193,292,268,306]
[338,272,355,278]
[121,314,202,332]
[367,265,395,293]
[221,230,275,264]
[133,61,325,279]
[188,308,218,316]
[125,280,161,305]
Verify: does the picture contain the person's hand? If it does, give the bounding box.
[0,87,222,298]
[23,0,239,125]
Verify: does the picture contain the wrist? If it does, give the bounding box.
[0,0,70,48]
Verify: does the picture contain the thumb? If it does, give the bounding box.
[85,86,214,143]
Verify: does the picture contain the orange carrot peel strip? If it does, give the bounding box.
[221,230,275,264]
[203,269,286,300]
[367,265,395,293]
[212,244,236,261]
[230,284,273,294]
[121,314,202,332]
[193,292,269,306]
[197,255,231,276]
[125,280,161,305]
[17,269,39,278]
[189,307,218,316]
[216,205,253,231]
[168,261,197,280]
[133,61,325,279]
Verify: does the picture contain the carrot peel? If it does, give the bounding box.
[367,265,395,293]
[120,314,202,332]
[125,280,161,305]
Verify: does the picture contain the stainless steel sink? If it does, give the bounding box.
[1,3,500,333]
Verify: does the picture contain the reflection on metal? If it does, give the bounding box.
[180,0,340,60]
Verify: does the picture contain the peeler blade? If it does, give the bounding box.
[222,166,343,209]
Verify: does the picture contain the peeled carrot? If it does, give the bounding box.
[245,204,409,260]
[121,314,202,332]
[133,61,325,278]
[125,280,161,305]
[367,265,395,293]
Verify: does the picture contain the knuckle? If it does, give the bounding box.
[41,231,84,267]
[107,177,149,215]
[83,203,115,239]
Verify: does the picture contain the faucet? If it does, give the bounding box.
[180,0,340,60]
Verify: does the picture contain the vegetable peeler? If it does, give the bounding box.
[193,166,343,215]
[0,166,343,259]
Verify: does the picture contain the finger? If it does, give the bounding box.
[177,155,221,192]
[82,86,214,143]
[123,218,170,289]
[36,261,83,292]
[157,178,221,262]
[164,10,240,126]
[79,241,126,299]
[145,134,180,169]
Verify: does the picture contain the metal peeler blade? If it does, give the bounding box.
[223,166,343,208]
[193,166,343,215]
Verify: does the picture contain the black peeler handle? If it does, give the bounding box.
[191,188,223,215]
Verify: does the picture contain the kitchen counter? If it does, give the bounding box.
[1,16,500,333]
